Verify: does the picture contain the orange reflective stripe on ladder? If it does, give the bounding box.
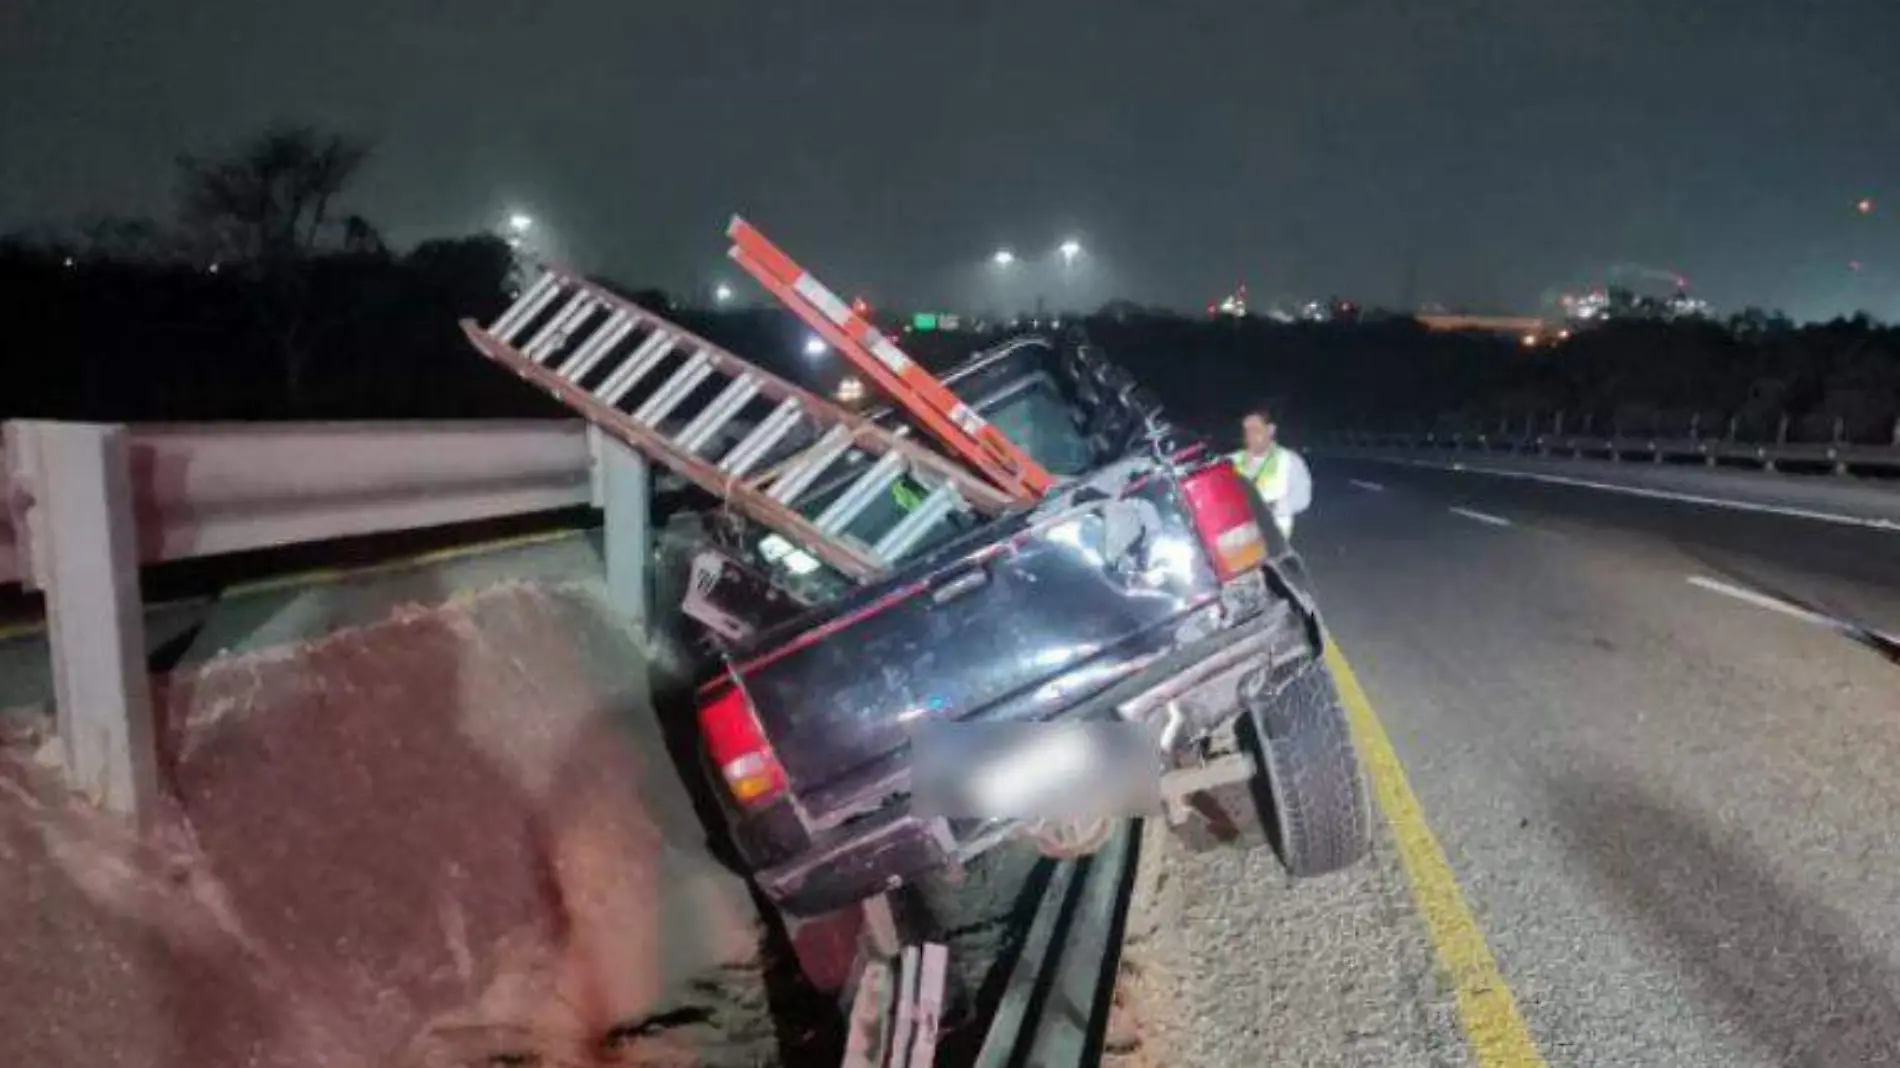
[725,217,1056,503]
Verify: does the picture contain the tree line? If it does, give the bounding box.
[4,126,1896,447]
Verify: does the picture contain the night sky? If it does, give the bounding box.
[3,1,1896,319]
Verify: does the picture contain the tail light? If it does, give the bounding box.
[1180,463,1268,581]
[698,683,788,808]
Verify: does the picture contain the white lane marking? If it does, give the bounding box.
[1349,479,1386,492]
[1686,575,1900,644]
[1449,506,1513,527]
[1359,456,1900,533]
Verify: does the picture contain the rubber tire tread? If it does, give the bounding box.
[1242,661,1373,877]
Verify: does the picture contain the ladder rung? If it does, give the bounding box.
[768,425,855,504]
[815,452,907,534]
[461,260,1029,586]
[872,482,963,562]
[523,296,598,362]
[490,274,562,343]
[633,350,714,425]
[719,397,806,477]
[522,293,594,360]
[595,329,675,404]
[675,374,762,453]
[559,311,637,382]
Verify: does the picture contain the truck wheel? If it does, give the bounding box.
[1241,661,1372,877]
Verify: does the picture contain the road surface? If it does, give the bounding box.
[1118,457,1900,1066]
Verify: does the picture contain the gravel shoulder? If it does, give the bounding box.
[1112,819,1469,1068]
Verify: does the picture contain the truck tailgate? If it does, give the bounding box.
[729,466,1224,791]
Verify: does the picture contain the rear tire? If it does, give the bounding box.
[1242,661,1372,877]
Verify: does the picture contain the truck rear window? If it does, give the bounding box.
[983,379,1095,477]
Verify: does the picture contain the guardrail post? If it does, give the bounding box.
[590,428,651,637]
[2,421,160,824]
[1766,413,1790,472]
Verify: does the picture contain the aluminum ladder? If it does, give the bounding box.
[726,217,1056,502]
[460,267,1018,581]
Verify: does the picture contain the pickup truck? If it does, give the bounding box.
[681,333,1370,918]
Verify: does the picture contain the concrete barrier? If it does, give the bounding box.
[2,582,771,1068]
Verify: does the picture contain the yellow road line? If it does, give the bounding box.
[1327,639,1549,1068]
[0,616,45,644]
[0,527,591,645]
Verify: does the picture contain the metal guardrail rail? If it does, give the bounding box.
[0,420,594,586]
[1334,429,1900,474]
[0,444,16,586]
[973,822,1141,1068]
[1,417,656,823]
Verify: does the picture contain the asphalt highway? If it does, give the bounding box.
[1296,458,1900,1065]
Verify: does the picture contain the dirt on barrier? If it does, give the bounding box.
[0,581,842,1067]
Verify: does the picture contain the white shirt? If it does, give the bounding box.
[1231,446,1312,528]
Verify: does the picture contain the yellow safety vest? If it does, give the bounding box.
[1231,448,1288,500]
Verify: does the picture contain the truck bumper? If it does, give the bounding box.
[749,597,1314,917]
[755,806,957,917]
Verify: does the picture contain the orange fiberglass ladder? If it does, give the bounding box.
[460,264,1021,582]
[725,217,1056,502]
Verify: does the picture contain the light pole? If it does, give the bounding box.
[1056,239,1083,318]
[501,210,538,296]
[505,212,534,249]
[988,249,1019,318]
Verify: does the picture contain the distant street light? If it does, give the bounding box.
[508,212,534,234]
[991,249,1016,267]
[714,282,734,305]
[1059,239,1082,265]
[803,335,828,356]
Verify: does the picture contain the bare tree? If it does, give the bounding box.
[176,125,371,266]
[175,125,372,407]
[340,213,386,257]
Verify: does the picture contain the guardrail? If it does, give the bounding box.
[973,822,1140,1067]
[0,445,17,586]
[1,421,596,586]
[1334,428,1900,475]
[1,418,654,823]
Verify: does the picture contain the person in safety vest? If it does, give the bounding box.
[1231,409,1311,540]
